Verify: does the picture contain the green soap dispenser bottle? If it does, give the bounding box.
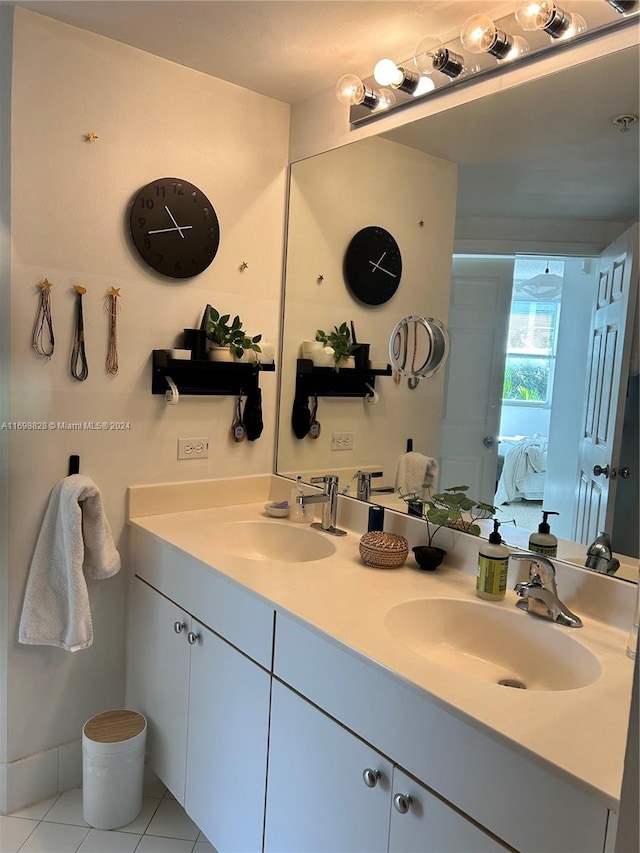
[528,510,559,557]
[476,520,510,601]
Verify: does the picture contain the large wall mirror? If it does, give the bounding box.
[277,45,639,580]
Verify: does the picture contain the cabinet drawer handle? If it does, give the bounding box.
[393,793,413,814]
[173,621,186,634]
[362,768,381,788]
[187,631,201,645]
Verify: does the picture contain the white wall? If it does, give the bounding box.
[277,136,457,485]
[3,7,289,810]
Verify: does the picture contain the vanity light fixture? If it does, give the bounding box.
[338,2,638,123]
[606,0,639,12]
[515,1,587,40]
[414,37,467,80]
[460,14,529,60]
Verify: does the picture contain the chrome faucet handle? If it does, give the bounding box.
[311,474,338,492]
[510,553,557,597]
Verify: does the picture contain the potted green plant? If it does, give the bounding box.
[315,322,358,371]
[205,307,262,362]
[399,485,497,570]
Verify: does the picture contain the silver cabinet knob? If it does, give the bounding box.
[187,631,201,645]
[619,466,631,479]
[483,436,495,448]
[362,768,381,788]
[593,464,610,478]
[393,793,413,814]
[173,621,186,634]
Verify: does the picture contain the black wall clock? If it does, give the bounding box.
[344,226,402,305]
[129,177,220,279]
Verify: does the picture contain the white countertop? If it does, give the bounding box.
[128,481,635,812]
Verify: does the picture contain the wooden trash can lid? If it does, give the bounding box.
[84,710,146,744]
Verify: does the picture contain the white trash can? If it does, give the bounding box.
[82,709,147,830]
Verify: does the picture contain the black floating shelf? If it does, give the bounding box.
[152,350,275,396]
[295,358,392,398]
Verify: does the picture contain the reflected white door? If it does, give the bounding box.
[440,257,514,504]
[574,225,638,543]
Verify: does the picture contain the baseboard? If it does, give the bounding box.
[0,738,82,814]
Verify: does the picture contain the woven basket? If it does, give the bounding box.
[359,531,409,568]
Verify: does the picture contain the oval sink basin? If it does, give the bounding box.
[210,520,336,563]
[385,598,601,691]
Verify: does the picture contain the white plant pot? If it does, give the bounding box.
[312,346,336,368]
[233,348,258,364]
[336,355,356,369]
[301,340,325,360]
[208,346,234,363]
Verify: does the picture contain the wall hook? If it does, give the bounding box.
[165,376,179,405]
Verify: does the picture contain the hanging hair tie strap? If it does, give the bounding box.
[32,278,55,358]
[70,284,89,381]
[105,287,120,376]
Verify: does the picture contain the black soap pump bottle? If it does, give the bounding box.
[528,510,559,557]
[476,520,510,601]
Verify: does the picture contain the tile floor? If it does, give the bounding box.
[0,780,215,853]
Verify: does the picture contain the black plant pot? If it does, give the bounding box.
[412,545,446,571]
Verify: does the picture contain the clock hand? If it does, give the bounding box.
[147,225,194,235]
[368,253,397,278]
[164,204,188,239]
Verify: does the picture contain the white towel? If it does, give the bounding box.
[395,452,439,498]
[19,474,121,652]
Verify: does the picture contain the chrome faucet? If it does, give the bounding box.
[512,554,583,628]
[298,475,347,536]
[354,470,382,501]
[585,531,620,575]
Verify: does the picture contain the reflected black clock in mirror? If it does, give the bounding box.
[129,177,220,279]
[344,226,402,305]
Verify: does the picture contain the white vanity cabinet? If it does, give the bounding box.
[126,530,275,853]
[265,680,508,853]
[265,679,392,852]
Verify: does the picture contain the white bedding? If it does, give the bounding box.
[495,435,548,505]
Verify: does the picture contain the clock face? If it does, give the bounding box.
[344,226,402,305]
[129,177,220,279]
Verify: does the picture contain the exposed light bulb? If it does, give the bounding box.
[515,2,587,39]
[412,76,436,96]
[460,14,526,60]
[335,74,379,109]
[373,88,397,111]
[374,58,403,87]
[374,58,421,94]
[414,36,466,79]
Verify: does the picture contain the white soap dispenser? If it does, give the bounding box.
[528,510,559,557]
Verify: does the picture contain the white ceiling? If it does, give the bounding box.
[18,1,514,104]
[14,1,640,223]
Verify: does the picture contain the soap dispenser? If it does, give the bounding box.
[476,520,510,601]
[528,510,559,557]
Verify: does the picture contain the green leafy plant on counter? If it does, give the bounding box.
[205,306,262,359]
[399,484,497,547]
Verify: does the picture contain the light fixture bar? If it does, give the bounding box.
[347,3,638,126]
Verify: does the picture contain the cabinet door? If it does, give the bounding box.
[127,577,190,803]
[185,620,271,853]
[389,767,509,853]
[265,681,391,853]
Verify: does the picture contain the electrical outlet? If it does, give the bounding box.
[177,437,209,460]
[331,431,354,451]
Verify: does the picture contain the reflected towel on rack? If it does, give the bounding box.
[395,452,439,498]
[19,474,121,652]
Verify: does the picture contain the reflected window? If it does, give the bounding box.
[502,259,564,406]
